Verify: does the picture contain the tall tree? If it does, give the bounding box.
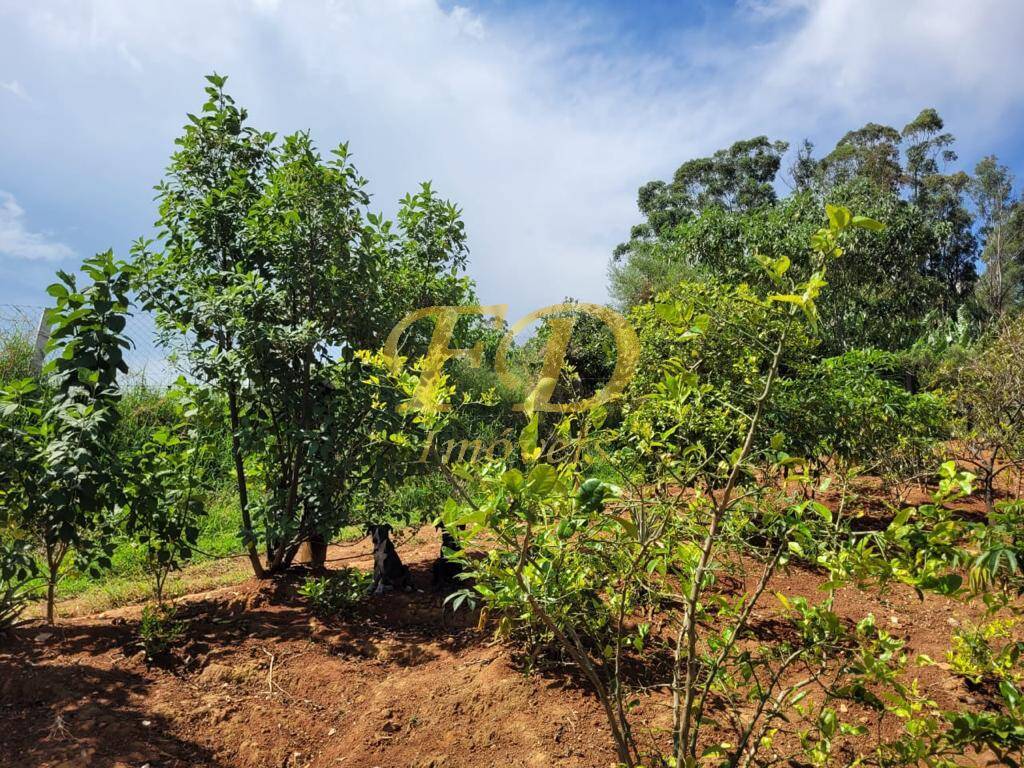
[902,108,957,203]
[819,122,903,191]
[617,136,788,259]
[971,155,1022,319]
[135,75,474,576]
[900,109,977,302]
[134,74,274,577]
[614,109,981,349]
[789,139,819,192]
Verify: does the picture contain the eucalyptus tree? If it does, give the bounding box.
[972,156,1022,319]
[615,136,789,260]
[611,109,981,352]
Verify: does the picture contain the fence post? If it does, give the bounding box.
[31,308,50,375]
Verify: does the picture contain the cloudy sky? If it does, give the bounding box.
[1,0,1023,321]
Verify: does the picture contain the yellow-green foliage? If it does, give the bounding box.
[948,617,1024,684]
[624,279,816,470]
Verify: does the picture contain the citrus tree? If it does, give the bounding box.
[0,251,132,622]
[134,75,474,575]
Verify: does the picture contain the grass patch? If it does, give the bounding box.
[28,556,253,620]
[30,490,372,618]
[43,484,246,605]
[0,327,36,386]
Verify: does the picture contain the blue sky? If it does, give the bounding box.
[1,0,1023,322]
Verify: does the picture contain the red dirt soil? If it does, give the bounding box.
[0,506,1014,768]
[1,533,616,768]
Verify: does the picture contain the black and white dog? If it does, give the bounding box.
[367,523,413,594]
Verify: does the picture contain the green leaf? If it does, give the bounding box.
[919,572,962,595]
[526,464,557,497]
[768,293,804,306]
[811,501,832,523]
[826,203,852,230]
[519,415,540,462]
[851,215,885,232]
[502,469,525,494]
[755,253,791,283]
[46,283,69,300]
[654,301,680,324]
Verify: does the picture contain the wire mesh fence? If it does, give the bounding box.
[0,303,178,387]
[0,304,46,379]
[118,312,180,387]
[0,304,39,337]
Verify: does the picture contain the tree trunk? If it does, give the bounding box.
[44,541,65,626]
[228,386,266,578]
[295,534,328,571]
[46,578,56,625]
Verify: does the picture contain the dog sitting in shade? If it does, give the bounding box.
[367,524,413,594]
[431,523,464,590]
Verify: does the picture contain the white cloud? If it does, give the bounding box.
[116,41,143,73]
[0,191,74,261]
[0,79,27,99]
[0,0,1021,310]
[752,0,1024,121]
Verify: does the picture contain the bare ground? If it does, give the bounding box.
[0,489,1016,768]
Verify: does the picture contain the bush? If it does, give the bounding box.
[954,314,1024,510]
[628,283,950,493]
[112,384,180,454]
[123,421,208,605]
[375,472,451,529]
[772,348,950,487]
[948,617,1024,685]
[451,457,626,661]
[0,250,133,624]
[624,278,817,482]
[299,569,371,618]
[137,603,185,660]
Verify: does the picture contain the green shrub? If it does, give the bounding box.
[299,568,371,617]
[112,384,179,454]
[137,603,185,660]
[772,348,950,485]
[112,383,234,482]
[628,284,950,491]
[969,499,1024,594]
[624,279,817,482]
[954,314,1024,510]
[0,251,133,624]
[376,472,451,529]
